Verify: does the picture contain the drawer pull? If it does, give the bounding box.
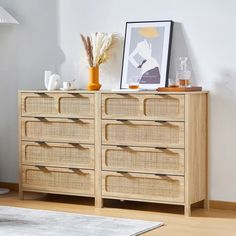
[155,147,167,150]
[35,165,49,172]
[116,119,129,122]
[68,93,84,98]
[155,121,167,124]
[68,142,79,146]
[117,93,129,96]
[68,143,85,149]
[155,94,172,98]
[69,118,84,123]
[117,171,129,174]
[155,173,167,177]
[69,168,86,175]
[69,118,80,122]
[117,145,129,148]
[35,165,46,168]
[69,167,80,171]
[34,92,46,96]
[35,117,47,121]
[36,141,46,145]
[68,93,78,96]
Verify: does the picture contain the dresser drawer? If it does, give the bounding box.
[102,120,184,148]
[102,171,184,203]
[20,92,95,118]
[21,142,94,169]
[102,94,184,121]
[22,165,94,196]
[21,117,94,143]
[102,146,184,175]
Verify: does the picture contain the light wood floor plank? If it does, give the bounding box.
[0,192,236,236]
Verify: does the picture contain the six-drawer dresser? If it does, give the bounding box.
[19,90,208,216]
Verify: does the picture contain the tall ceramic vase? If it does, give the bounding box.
[87,66,101,91]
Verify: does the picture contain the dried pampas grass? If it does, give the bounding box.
[80,34,93,67]
[81,32,119,67]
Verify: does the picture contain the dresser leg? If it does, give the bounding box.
[184,204,191,217]
[19,190,24,200]
[203,199,209,209]
[95,198,103,208]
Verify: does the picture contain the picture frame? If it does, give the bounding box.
[120,20,173,90]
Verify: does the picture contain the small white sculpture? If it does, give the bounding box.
[44,71,51,89]
[44,71,61,91]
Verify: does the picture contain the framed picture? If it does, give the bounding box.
[120,20,173,90]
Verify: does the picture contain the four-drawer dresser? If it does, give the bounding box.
[19,90,208,216]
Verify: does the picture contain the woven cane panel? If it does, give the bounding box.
[102,147,184,174]
[104,97,139,117]
[103,121,184,147]
[103,174,184,202]
[103,172,184,202]
[24,97,55,114]
[24,119,94,143]
[22,166,94,195]
[59,96,94,117]
[144,95,184,120]
[23,143,94,168]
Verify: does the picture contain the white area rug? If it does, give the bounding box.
[0,206,163,236]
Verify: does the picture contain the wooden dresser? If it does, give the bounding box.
[19,92,97,198]
[19,90,208,216]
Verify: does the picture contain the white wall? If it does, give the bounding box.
[59,0,236,202]
[0,0,64,181]
[0,0,236,202]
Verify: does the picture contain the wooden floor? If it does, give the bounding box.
[0,192,236,236]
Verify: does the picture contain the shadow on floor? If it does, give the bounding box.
[1,191,236,219]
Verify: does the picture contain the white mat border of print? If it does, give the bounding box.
[0,205,164,236]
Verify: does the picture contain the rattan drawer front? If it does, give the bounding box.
[22,166,94,195]
[21,117,94,143]
[21,92,56,116]
[102,120,184,148]
[102,171,184,203]
[21,93,94,118]
[102,94,184,121]
[58,94,94,118]
[22,142,94,169]
[102,146,184,175]
[102,94,140,119]
[143,94,184,121]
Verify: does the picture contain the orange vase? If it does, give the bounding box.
[87,66,101,91]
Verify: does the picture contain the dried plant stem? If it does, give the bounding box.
[80,34,93,67]
[87,36,93,67]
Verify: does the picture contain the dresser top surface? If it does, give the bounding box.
[19,90,209,95]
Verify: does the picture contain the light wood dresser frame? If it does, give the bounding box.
[19,90,208,216]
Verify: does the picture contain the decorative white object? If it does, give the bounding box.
[60,81,74,91]
[44,73,61,91]
[60,79,76,91]
[44,70,52,90]
[0,6,19,24]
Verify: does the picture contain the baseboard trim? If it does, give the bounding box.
[209,200,236,211]
[0,182,19,191]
